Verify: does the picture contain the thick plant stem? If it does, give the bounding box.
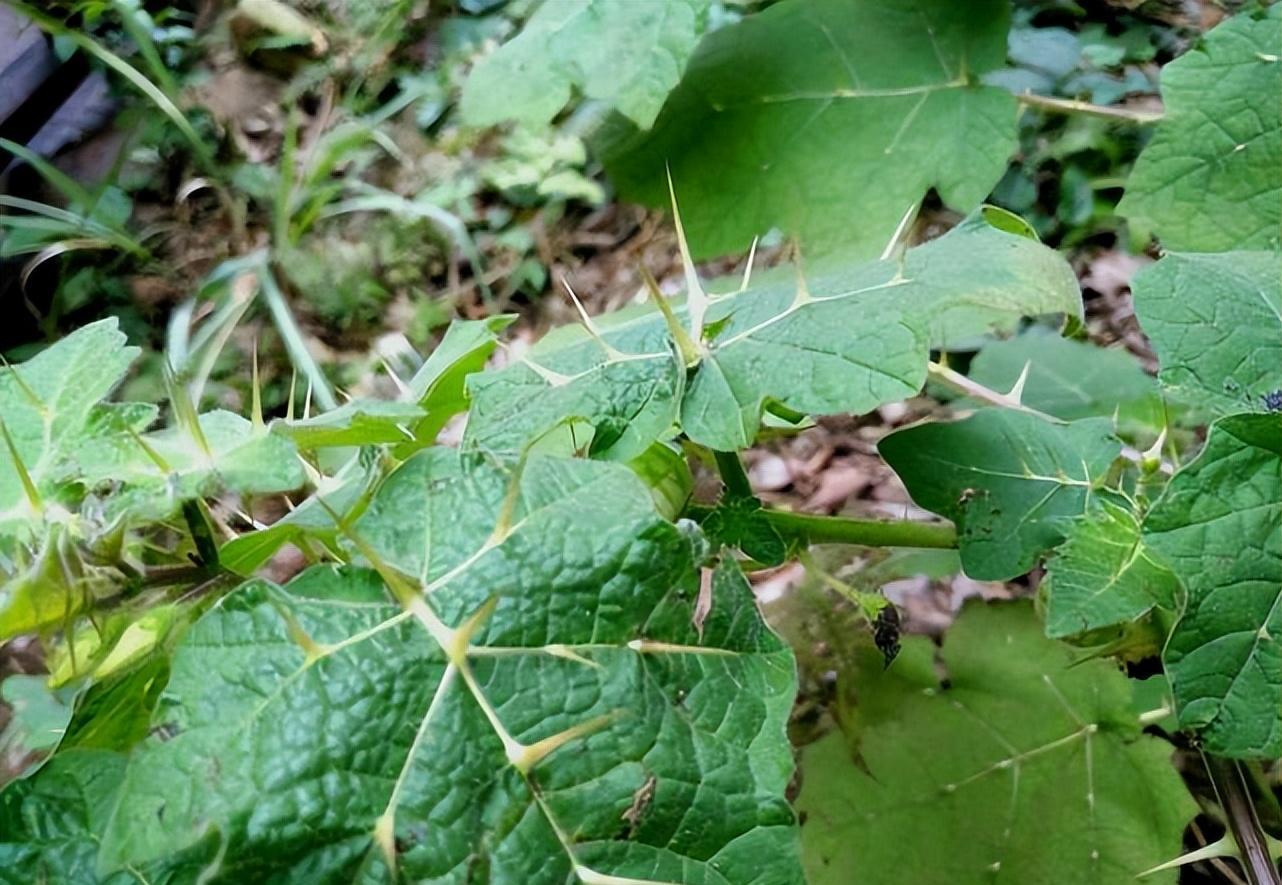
[765,510,956,549]
[684,504,957,550]
[1205,754,1282,885]
[1016,91,1163,124]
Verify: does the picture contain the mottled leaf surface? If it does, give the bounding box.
[798,602,1194,885]
[461,0,710,129]
[1131,251,1282,417]
[98,452,802,883]
[603,0,1018,258]
[880,411,1120,580]
[1118,6,1281,252]
[467,216,1079,457]
[1146,414,1282,757]
[1043,501,1180,639]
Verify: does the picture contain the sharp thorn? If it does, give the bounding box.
[1,356,46,412]
[285,368,298,422]
[251,338,265,433]
[0,419,42,516]
[665,166,708,341]
[880,200,922,261]
[639,266,700,368]
[380,358,411,397]
[739,236,759,292]
[1006,361,1031,404]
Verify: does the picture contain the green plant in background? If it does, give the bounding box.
[1,1,1280,883]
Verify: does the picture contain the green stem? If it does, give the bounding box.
[685,504,956,550]
[713,450,753,499]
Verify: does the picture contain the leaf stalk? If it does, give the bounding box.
[685,504,956,550]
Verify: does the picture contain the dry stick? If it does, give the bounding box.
[1016,91,1163,124]
[1205,754,1282,885]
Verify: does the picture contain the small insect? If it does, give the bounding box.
[1261,389,1282,413]
[621,774,657,836]
[873,604,902,668]
[957,487,979,506]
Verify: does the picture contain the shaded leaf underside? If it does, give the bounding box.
[797,602,1194,885]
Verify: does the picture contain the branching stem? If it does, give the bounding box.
[1016,91,1163,124]
[1205,754,1282,885]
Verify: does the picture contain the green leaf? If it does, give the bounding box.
[0,320,138,541]
[702,497,788,567]
[1117,5,1281,252]
[0,676,76,781]
[468,214,1079,458]
[399,315,515,454]
[463,321,686,461]
[682,215,1080,450]
[797,602,1196,884]
[1145,414,1282,758]
[625,441,693,522]
[1130,251,1282,417]
[96,453,802,882]
[968,329,1163,428]
[602,0,1018,258]
[460,0,711,129]
[75,410,305,522]
[277,399,425,449]
[0,750,134,884]
[879,411,1121,580]
[1042,500,1181,640]
[217,472,365,576]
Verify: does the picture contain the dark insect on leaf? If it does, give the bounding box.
[1261,389,1282,413]
[873,604,901,668]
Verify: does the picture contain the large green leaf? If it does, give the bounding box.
[96,452,802,882]
[460,0,711,129]
[1117,5,1281,252]
[1145,414,1282,758]
[467,214,1080,457]
[602,0,1018,258]
[797,602,1195,884]
[879,411,1121,580]
[0,319,138,540]
[1130,251,1282,417]
[1042,500,1180,640]
[75,410,304,522]
[968,329,1162,428]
